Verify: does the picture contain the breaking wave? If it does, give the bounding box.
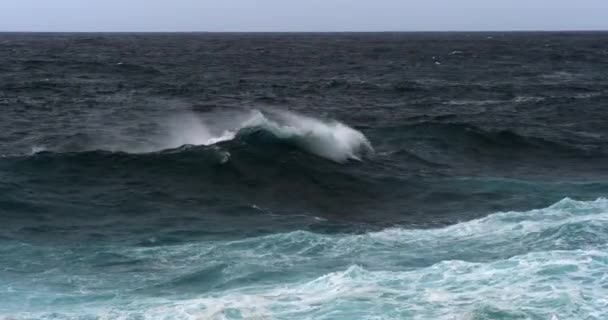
[154,109,373,163]
[14,109,373,164]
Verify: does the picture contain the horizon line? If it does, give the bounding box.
[1,29,608,34]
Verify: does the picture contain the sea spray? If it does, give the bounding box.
[142,108,373,162]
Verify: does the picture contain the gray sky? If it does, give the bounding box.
[1,0,607,32]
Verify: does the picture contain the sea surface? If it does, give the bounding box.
[1,32,608,319]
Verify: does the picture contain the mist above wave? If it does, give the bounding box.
[24,108,373,164]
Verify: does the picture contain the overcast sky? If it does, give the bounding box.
[1,0,607,32]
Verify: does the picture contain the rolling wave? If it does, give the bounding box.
[387,121,604,154]
[0,112,380,220]
[4,198,607,319]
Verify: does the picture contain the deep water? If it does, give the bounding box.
[1,32,608,319]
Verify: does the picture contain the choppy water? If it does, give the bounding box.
[1,32,608,319]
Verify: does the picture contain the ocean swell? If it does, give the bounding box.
[3,198,607,319]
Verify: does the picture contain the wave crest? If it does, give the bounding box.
[238,110,373,162]
[191,109,373,163]
[23,109,373,164]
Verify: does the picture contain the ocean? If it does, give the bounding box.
[1,32,607,319]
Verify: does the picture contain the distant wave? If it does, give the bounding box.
[380,121,607,157]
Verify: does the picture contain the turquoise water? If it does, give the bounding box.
[3,198,607,319]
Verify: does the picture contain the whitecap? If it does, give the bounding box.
[165,108,374,163]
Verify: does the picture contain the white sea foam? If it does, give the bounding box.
[4,198,608,319]
[17,249,606,319]
[164,109,373,163]
[29,146,47,155]
[138,248,606,320]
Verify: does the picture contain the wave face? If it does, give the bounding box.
[237,110,374,162]
[2,33,608,320]
[2,198,607,319]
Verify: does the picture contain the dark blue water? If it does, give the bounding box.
[1,32,608,319]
